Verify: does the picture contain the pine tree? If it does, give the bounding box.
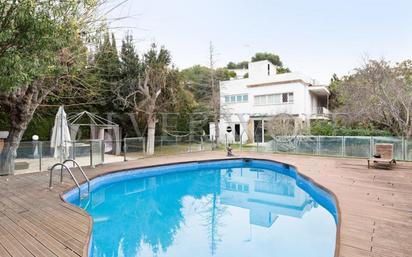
[93,31,121,108]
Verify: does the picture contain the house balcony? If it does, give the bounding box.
[311,107,330,119]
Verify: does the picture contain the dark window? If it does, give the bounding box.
[282,93,288,103]
[268,64,270,75]
[254,120,263,143]
[235,124,240,141]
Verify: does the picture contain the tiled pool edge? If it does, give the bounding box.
[60,157,341,257]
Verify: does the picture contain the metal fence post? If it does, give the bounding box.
[342,136,345,157]
[143,137,146,156]
[89,141,94,168]
[160,136,163,153]
[316,136,321,155]
[402,137,406,161]
[101,140,105,164]
[39,141,42,172]
[71,141,76,166]
[200,136,203,151]
[189,135,192,153]
[370,137,373,156]
[123,138,127,161]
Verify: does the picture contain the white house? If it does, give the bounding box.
[220,167,314,227]
[210,60,330,143]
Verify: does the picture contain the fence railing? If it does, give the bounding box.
[235,136,412,161]
[2,135,215,175]
[3,135,411,175]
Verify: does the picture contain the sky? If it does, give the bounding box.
[105,0,412,84]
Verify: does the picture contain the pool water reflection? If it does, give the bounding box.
[75,162,336,257]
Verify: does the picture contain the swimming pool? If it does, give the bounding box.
[64,159,338,257]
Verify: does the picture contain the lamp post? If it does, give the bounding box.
[32,135,39,158]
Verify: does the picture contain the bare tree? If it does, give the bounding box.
[116,44,180,155]
[267,113,309,150]
[337,59,412,138]
[209,42,220,143]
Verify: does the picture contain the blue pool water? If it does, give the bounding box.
[65,159,337,257]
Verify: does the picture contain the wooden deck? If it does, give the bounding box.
[0,152,411,257]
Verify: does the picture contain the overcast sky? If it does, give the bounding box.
[105,0,412,83]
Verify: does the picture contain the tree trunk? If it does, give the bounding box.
[0,127,27,175]
[0,82,49,175]
[146,113,156,155]
[213,112,219,144]
[0,107,36,175]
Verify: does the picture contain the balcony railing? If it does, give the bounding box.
[312,107,330,117]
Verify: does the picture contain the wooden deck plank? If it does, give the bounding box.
[2,209,78,257]
[0,243,12,257]
[0,215,57,257]
[0,220,35,257]
[0,152,411,257]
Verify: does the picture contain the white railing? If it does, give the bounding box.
[312,107,329,115]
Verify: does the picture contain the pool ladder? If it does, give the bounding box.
[49,159,90,199]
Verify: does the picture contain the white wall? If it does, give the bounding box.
[215,62,329,143]
[248,60,277,79]
[220,78,307,117]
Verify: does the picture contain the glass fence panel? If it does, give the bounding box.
[372,137,404,160]
[295,136,318,155]
[70,140,90,158]
[100,140,123,164]
[3,135,410,175]
[200,135,214,151]
[406,139,412,161]
[261,139,276,152]
[90,140,103,167]
[13,141,41,174]
[124,137,145,161]
[69,140,92,167]
[189,135,207,152]
[272,137,297,153]
[155,135,189,155]
[344,137,371,158]
[319,136,343,156]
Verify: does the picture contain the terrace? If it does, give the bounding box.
[0,151,411,257]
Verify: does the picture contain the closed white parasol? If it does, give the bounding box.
[50,106,71,161]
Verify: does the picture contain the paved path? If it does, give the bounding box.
[0,152,411,257]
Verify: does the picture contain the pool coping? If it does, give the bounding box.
[60,157,342,257]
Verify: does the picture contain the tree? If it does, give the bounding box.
[120,34,141,80]
[226,52,291,75]
[251,52,290,74]
[328,73,343,110]
[92,31,121,108]
[181,65,211,102]
[116,43,185,155]
[337,59,412,138]
[252,52,282,66]
[209,42,220,143]
[226,61,248,69]
[0,1,100,174]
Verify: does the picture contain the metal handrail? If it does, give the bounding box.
[49,163,82,198]
[63,159,90,196]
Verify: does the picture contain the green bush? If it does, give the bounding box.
[310,120,393,137]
